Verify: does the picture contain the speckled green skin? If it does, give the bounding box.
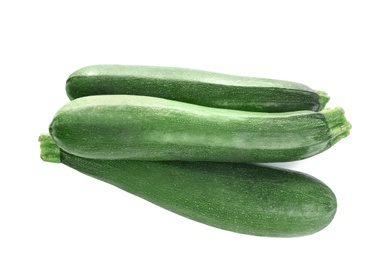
[66,65,329,112]
[49,147,337,237]
[49,95,351,162]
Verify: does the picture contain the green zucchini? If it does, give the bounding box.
[49,95,351,162]
[66,65,330,112]
[39,134,337,237]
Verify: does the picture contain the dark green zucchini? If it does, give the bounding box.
[66,65,329,112]
[49,95,351,162]
[39,134,337,237]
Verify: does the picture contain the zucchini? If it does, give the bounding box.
[39,134,337,237]
[49,95,351,162]
[66,65,330,112]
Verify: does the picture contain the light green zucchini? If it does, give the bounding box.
[48,95,351,162]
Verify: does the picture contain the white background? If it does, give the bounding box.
[1,1,386,259]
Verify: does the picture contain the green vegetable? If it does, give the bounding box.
[66,65,330,112]
[49,95,351,162]
[39,134,337,237]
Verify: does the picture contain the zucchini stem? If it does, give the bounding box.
[316,90,330,111]
[322,107,352,148]
[39,133,61,163]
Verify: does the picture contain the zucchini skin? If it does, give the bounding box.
[66,65,329,112]
[39,135,337,237]
[49,95,351,162]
